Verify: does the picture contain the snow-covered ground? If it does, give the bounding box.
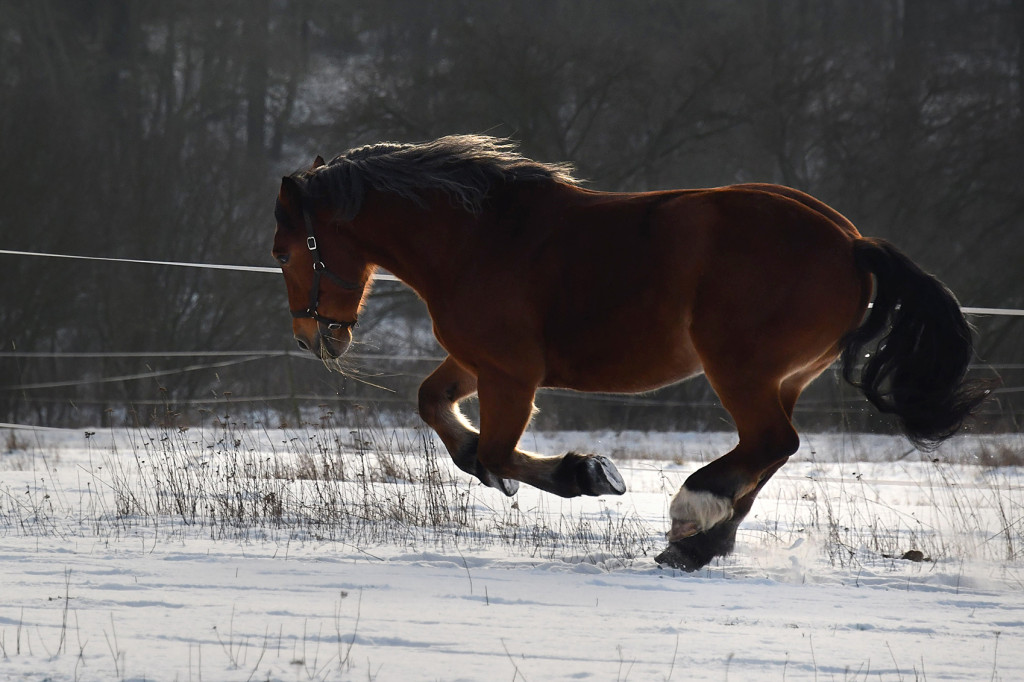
[1,424,1022,681]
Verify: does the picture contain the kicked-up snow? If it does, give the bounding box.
[1,424,1022,680]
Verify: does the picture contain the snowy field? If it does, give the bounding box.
[1,423,1023,681]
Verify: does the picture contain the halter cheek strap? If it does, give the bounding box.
[290,210,361,330]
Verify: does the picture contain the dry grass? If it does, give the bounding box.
[1,415,659,565]
[3,419,1022,573]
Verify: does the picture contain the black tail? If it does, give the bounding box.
[841,238,990,449]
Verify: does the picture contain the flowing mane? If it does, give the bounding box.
[300,134,580,220]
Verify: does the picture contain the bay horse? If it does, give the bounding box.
[272,135,988,571]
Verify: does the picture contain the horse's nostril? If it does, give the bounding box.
[295,336,311,352]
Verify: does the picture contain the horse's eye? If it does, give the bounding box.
[274,253,290,265]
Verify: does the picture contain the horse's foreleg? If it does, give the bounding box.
[475,375,626,498]
[418,357,478,465]
[418,357,518,496]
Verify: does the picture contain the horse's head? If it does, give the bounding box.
[273,158,373,364]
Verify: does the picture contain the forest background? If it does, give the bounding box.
[1,0,1022,432]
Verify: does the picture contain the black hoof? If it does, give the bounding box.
[655,518,740,572]
[561,452,627,496]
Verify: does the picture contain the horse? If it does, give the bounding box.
[272,135,988,571]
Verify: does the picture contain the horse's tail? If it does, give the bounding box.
[840,237,989,449]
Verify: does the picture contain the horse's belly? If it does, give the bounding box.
[542,333,703,393]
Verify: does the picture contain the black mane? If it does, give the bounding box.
[293,135,579,220]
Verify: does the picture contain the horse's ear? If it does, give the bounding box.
[312,155,326,169]
[279,175,304,207]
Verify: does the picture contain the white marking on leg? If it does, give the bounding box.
[667,486,733,541]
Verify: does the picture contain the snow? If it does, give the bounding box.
[2,425,1022,680]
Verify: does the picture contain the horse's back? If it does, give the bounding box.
[513,183,868,392]
[548,182,866,324]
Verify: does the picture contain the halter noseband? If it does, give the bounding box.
[290,209,361,331]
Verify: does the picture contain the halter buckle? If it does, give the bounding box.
[306,236,317,251]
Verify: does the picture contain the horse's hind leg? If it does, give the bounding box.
[668,380,800,540]
[657,458,787,570]
[418,357,519,495]
[659,358,833,570]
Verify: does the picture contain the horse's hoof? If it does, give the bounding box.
[654,543,705,572]
[569,453,627,496]
[657,492,745,572]
[495,475,519,496]
[655,518,741,572]
[655,541,715,572]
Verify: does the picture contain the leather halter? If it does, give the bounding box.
[290,209,361,330]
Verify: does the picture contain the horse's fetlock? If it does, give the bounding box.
[453,436,480,472]
[667,486,733,541]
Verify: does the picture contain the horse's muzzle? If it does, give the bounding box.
[294,326,351,359]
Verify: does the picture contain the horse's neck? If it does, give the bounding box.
[352,183,589,298]
[352,191,474,300]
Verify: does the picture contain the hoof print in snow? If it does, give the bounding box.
[882,549,931,563]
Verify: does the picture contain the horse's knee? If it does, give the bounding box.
[418,360,477,428]
[417,378,460,427]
